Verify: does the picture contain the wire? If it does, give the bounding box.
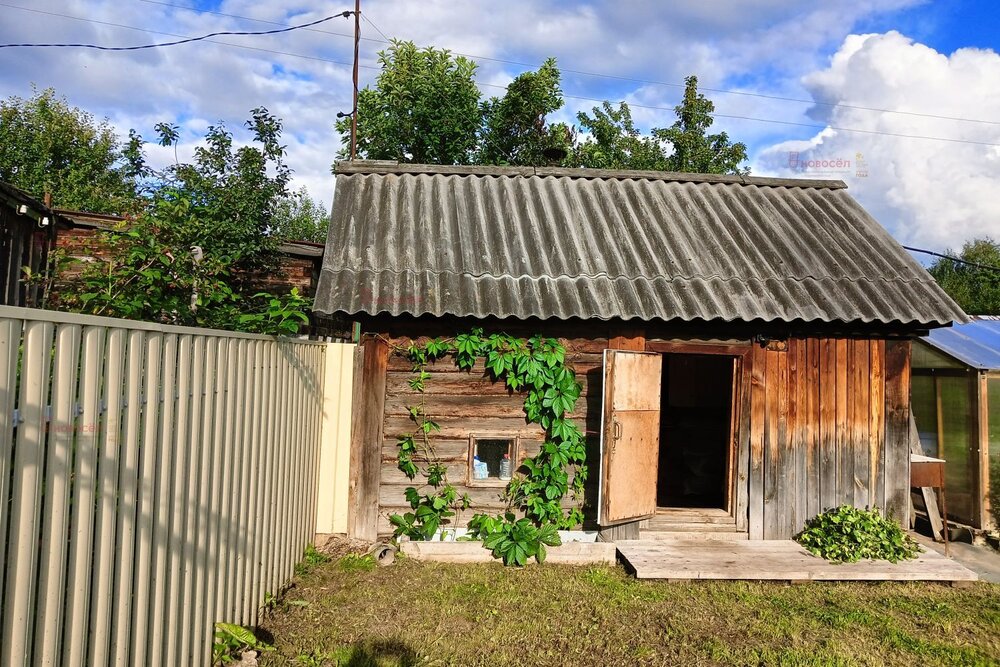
[0,8,352,50]
[0,3,361,66]
[475,82,1000,148]
[135,0,365,42]
[4,2,999,147]
[133,0,1000,127]
[903,246,1000,272]
[360,13,391,43]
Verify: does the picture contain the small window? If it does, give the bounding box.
[468,435,518,486]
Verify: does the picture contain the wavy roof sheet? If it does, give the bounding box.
[922,317,1000,369]
[315,162,967,327]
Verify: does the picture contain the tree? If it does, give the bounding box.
[60,108,311,333]
[928,238,1000,315]
[337,40,481,164]
[272,187,329,243]
[153,107,290,277]
[573,101,670,170]
[574,76,748,175]
[0,87,144,213]
[653,76,748,174]
[477,58,568,166]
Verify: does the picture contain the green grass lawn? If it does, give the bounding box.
[258,549,1000,667]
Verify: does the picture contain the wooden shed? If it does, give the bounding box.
[315,162,967,542]
[0,182,56,307]
[912,317,999,531]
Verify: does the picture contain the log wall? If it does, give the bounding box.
[375,339,606,534]
[360,326,911,540]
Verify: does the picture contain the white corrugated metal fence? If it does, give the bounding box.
[0,306,352,666]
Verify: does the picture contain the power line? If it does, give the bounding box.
[904,246,1000,272]
[5,2,1000,147]
[359,13,391,43]
[0,3,361,66]
[0,8,353,50]
[133,0,1000,127]
[474,82,1000,148]
[135,0,367,42]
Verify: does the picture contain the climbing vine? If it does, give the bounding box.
[387,329,587,564]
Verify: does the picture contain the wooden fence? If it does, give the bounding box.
[0,306,353,667]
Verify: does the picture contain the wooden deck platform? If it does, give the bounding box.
[616,538,979,583]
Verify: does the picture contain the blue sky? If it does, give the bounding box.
[0,0,998,250]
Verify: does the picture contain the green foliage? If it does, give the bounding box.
[573,77,748,175]
[341,46,748,176]
[153,106,289,276]
[238,288,312,335]
[651,76,749,175]
[212,622,273,665]
[272,186,329,243]
[338,40,481,164]
[467,512,562,566]
[0,86,144,213]
[477,58,568,166]
[796,506,921,564]
[337,553,377,572]
[927,238,1000,315]
[388,330,587,565]
[573,101,671,171]
[294,544,332,576]
[58,108,312,334]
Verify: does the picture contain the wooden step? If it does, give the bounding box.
[639,530,749,541]
[646,521,741,532]
[649,508,736,525]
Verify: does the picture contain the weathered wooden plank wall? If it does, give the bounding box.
[368,329,911,540]
[376,340,605,534]
[749,338,906,539]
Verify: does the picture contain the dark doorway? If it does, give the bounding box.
[657,353,734,509]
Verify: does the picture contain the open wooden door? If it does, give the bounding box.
[598,350,663,525]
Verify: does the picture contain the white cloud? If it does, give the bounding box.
[755,31,1000,250]
[3,0,992,250]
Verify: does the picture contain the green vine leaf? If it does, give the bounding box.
[390,330,586,563]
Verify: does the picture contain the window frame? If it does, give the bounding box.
[467,434,520,487]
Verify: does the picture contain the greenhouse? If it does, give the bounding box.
[912,317,1000,531]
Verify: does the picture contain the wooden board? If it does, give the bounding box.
[599,350,662,525]
[400,540,616,565]
[348,339,389,540]
[884,341,911,525]
[616,538,977,581]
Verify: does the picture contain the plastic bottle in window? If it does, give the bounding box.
[499,453,512,480]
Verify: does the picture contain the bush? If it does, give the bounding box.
[796,506,920,564]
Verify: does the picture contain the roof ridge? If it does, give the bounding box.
[333,160,849,190]
[322,266,943,285]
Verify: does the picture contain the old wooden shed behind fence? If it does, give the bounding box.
[912,317,999,531]
[315,162,967,542]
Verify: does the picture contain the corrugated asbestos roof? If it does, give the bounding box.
[314,162,968,326]
[922,317,1000,369]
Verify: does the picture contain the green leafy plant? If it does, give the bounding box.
[238,287,312,335]
[388,330,586,565]
[294,543,331,576]
[212,623,273,665]
[389,339,472,541]
[467,512,562,565]
[338,553,377,572]
[796,506,921,564]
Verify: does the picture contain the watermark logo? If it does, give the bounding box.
[787,151,868,178]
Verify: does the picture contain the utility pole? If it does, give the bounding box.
[351,0,360,160]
